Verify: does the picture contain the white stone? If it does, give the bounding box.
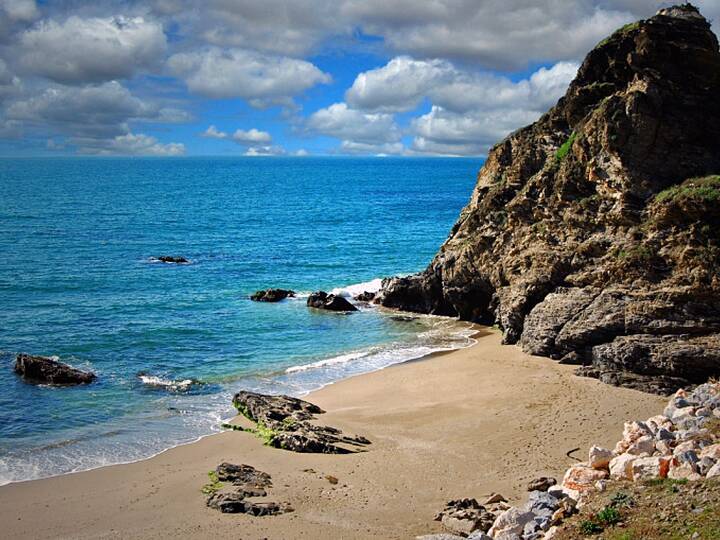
[488,507,535,538]
[588,446,614,469]
[609,453,637,480]
[706,462,720,478]
[700,443,720,460]
[656,440,673,456]
[631,456,671,481]
[668,460,702,481]
[626,435,655,456]
[673,440,698,455]
[562,464,608,493]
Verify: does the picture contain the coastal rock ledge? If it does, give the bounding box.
[14,353,96,385]
[375,4,720,394]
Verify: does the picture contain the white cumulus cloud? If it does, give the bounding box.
[306,102,401,144]
[76,132,185,156]
[168,47,331,105]
[19,16,167,84]
[201,125,272,144]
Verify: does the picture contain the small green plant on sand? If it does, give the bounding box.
[201,470,223,495]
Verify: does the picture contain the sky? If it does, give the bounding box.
[0,0,718,157]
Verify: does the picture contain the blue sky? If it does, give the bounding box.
[0,0,718,157]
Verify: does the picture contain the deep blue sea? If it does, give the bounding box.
[0,157,480,485]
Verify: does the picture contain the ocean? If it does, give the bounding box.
[0,156,480,485]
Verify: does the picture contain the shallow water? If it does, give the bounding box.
[0,156,479,484]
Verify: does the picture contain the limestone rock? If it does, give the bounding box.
[487,507,535,538]
[609,454,637,480]
[588,446,614,469]
[631,456,671,480]
[14,354,96,385]
[561,464,608,493]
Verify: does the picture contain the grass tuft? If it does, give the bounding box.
[555,132,577,162]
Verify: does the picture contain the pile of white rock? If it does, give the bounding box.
[418,381,720,540]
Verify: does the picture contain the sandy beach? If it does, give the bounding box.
[0,328,665,540]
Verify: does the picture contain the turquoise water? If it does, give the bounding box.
[0,157,479,484]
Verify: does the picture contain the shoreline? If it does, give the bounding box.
[0,329,665,539]
[0,325,480,489]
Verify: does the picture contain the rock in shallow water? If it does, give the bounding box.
[307,291,358,312]
[250,288,295,302]
[14,353,96,385]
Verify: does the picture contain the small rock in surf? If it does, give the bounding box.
[307,291,358,312]
[250,289,296,302]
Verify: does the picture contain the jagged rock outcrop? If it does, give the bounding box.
[375,4,720,394]
[14,354,96,385]
[233,391,371,453]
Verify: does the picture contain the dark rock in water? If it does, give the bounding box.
[527,477,557,492]
[307,291,358,312]
[205,463,292,515]
[14,354,96,385]
[233,391,370,453]
[155,255,189,264]
[434,498,497,536]
[250,288,295,302]
[353,291,376,302]
[374,4,720,394]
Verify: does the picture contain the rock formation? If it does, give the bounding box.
[232,391,370,453]
[14,354,96,385]
[376,4,720,394]
[152,256,189,264]
[204,462,293,515]
[307,291,358,312]
[250,288,296,302]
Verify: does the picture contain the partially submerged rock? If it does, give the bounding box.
[14,354,96,385]
[307,291,358,312]
[250,289,295,302]
[153,255,189,264]
[232,391,370,454]
[354,291,376,302]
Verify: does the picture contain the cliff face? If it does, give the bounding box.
[376,4,720,394]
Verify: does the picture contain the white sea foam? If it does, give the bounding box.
[138,374,195,391]
[285,350,370,373]
[330,278,383,298]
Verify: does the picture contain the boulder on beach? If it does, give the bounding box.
[14,353,96,385]
[307,291,358,312]
[232,390,370,453]
[250,289,296,302]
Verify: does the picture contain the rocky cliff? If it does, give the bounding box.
[376,4,720,394]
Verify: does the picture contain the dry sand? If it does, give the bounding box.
[0,328,664,539]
